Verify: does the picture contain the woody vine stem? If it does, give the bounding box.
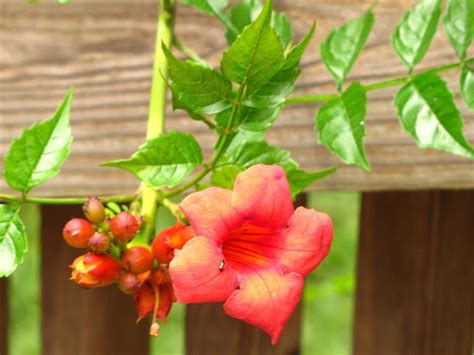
[0,2,471,208]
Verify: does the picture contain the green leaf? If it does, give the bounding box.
[225,1,261,44]
[460,64,474,110]
[181,0,238,37]
[320,11,374,89]
[225,1,293,49]
[272,11,293,49]
[221,0,284,94]
[242,24,315,109]
[443,0,474,60]
[225,140,298,171]
[240,106,281,131]
[220,139,335,198]
[287,167,337,199]
[164,45,232,115]
[180,0,229,16]
[3,89,73,194]
[102,131,204,188]
[392,0,441,72]
[0,205,27,277]
[282,23,315,70]
[394,73,474,158]
[211,165,243,189]
[217,128,265,156]
[215,105,280,133]
[242,66,300,108]
[315,82,370,170]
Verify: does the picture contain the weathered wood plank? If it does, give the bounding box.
[186,303,301,355]
[0,0,473,196]
[184,194,306,355]
[0,278,7,355]
[354,190,474,355]
[41,205,149,355]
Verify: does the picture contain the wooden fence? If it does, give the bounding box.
[1,1,473,354]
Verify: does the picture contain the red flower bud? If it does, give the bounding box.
[137,270,151,284]
[152,222,195,264]
[110,212,140,242]
[151,234,173,264]
[63,218,95,248]
[88,232,110,253]
[118,272,141,294]
[82,197,106,224]
[121,246,154,274]
[70,253,121,287]
[150,267,165,286]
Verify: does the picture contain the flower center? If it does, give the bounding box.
[222,224,277,270]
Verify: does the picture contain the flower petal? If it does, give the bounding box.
[157,283,174,321]
[134,284,155,322]
[223,267,303,345]
[277,207,333,276]
[169,237,239,303]
[232,165,294,229]
[180,187,243,244]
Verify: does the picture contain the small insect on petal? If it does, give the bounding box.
[219,259,225,272]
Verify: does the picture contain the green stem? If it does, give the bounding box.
[0,193,136,205]
[165,82,246,198]
[140,0,176,243]
[284,93,338,104]
[156,192,183,219]
[164,166,211,197]
[214,10,239,37]
[212,84,245,164]
[285,59,470,105]
[173,37,206,64]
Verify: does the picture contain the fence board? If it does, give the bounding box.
[185,194,307,355]
[40,205,149,355]
[0,279,7,355]
[1,0,473,196]
[185,303,301,355]
[354,190,474,355]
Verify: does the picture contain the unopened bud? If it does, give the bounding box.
[150,268,165,286]
[63,218,95,248]
[88,232,110,253]
[118,272,141,294]
[110,212,140,242]
[70,253,121,287]
[121,246,154,274]
[152,222,195,264]
[149,322,160,337]
[83,197,106,224]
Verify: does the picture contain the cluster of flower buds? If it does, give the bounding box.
[61,197,195,336]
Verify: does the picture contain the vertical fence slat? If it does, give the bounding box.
[186,303,301,355]
[41,205,149,355]
[185,194,307,355]
[0,278,7,355]
[354,190,474,355]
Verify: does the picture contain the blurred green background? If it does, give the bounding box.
[9,191,360,355]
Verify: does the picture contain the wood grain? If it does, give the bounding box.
[0,0,473,196]
[40,205,149,355]
[186,302,301,355]
[354,190,474,355]
[0,279,7,355]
